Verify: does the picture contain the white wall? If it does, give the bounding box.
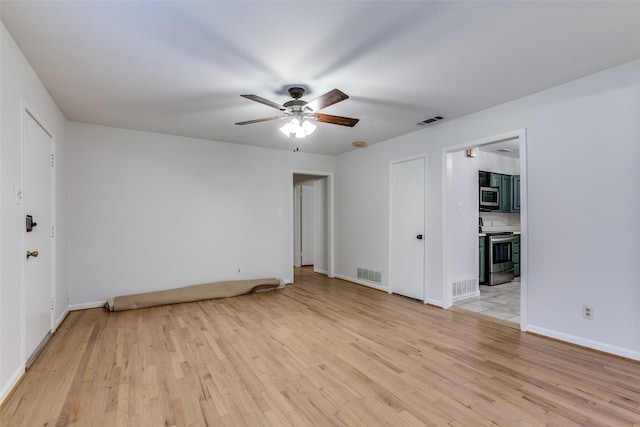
[478,151,520,176]
[66,123,335,306]
[447,150,479,290]
[335,59,640,360]
[1,22,68,402]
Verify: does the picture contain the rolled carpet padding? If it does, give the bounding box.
[107,278,283,312]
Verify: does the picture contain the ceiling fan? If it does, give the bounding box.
[235,87,359,138]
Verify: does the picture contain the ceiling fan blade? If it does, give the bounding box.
[313,113,359,127]
[304,89,349,112]
[235,116,283,125]
[240,94,286,111]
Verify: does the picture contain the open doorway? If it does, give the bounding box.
[443,130,527,330]
[292,172,333,279]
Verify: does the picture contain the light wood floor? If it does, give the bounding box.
[2,268,639,426]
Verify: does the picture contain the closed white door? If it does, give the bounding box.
[24,112,53,361]
[301,184,314,266]
[390,158,425,300]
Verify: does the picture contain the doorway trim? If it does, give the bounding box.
[21,100,57,366]
[290,170,335,280]
[441,128,528,331]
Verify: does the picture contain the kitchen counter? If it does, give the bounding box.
[479,225,520,237]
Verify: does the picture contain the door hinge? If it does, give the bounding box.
[51,225,55,238]
[51,297,55,310]
[51,154,55,167]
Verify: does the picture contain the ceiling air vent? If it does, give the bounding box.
[417,116,444,126]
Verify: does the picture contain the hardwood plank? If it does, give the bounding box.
[2,267,639,426]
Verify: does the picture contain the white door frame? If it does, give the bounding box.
[290,170,335,279]
[21,101,56,365]
[388,153,427,302]
[441,129,528,331]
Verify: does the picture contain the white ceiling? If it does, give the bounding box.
[2,1,639,156]
[478,138,520,159]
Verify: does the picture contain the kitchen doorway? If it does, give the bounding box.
[443,130,527,330]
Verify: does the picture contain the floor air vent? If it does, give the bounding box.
[452,278,477,300]
[357,268,382,284]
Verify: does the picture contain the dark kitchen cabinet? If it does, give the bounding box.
[513,234,520,277]
[490,173,511,212]
[479,236,486,284]
[511,175,521,212]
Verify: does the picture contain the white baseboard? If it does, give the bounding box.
[425,298,444,307]
[527,325,640,361]
[313,268,328,275]
[1,365,25,405]
[69,301,107,311]
[335,274,446,307]
[335,274,387,292]
[54,307,70,330]
[452,290,480,302]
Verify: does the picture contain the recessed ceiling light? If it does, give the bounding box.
[352,141,367,148]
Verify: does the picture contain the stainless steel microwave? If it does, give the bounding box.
[480,186,499,209]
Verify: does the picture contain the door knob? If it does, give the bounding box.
[26,250,39,259]
[416,234,423,240]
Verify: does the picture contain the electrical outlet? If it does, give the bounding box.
[237,268,241,274]
[582,305,594,320]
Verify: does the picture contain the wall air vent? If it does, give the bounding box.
[417,116,444,126]
[452,278,477,300]
[357,268,382,284]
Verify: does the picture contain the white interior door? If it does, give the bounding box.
[24,112,53,362]
[293,185,302,267]
[390,157,425,300]
[301,184,314,266]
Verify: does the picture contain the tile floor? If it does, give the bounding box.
[453,278,520,324]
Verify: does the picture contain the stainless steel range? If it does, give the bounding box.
[486,232,515,286]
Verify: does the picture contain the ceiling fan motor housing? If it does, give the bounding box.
[284,87,309,112]
[283,99,307,110]
[288,87,306,99]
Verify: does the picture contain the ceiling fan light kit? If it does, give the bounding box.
[279,118,316,138]
[236,86,359,144]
